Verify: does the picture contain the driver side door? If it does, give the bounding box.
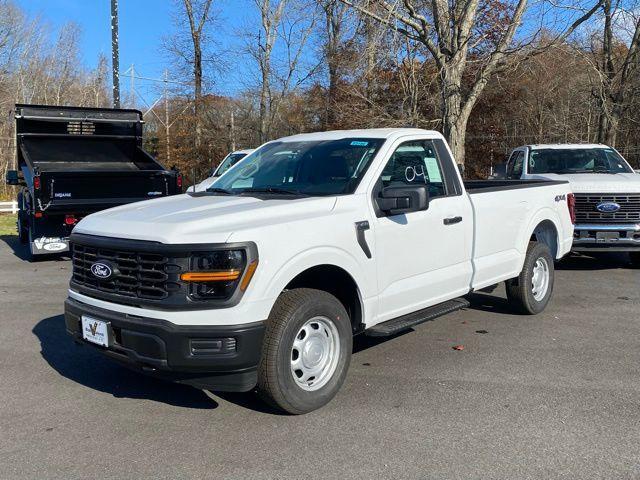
[372,139,473,323]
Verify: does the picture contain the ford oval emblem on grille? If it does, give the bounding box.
[90,261,115,280]
[596,202,621,213]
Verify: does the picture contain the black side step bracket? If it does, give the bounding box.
[365,297,470,337]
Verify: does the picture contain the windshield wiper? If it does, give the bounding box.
[240,187,308,196]
[205,187,233,195]
[555,169,592,174]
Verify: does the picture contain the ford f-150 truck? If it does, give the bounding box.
[500,144,640,265]
[65,129,574,414]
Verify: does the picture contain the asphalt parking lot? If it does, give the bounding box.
[1,235,639,480]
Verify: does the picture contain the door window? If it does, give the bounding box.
[379,140,447,198]
[506,151,524,179]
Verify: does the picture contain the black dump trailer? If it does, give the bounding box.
[5,104,182,258]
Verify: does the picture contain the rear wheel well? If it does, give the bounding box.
[284,265,363,334]
[530,220,558,259]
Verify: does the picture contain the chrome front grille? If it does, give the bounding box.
[574,193,640,224]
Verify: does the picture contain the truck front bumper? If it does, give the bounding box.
[573,223,640,252]
[64,297,265,392]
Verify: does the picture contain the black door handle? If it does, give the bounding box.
[443,216,462,225]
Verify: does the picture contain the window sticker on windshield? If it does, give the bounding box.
[424,158,442,182]
[350,141,368,147]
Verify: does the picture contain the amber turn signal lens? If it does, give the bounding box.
[180,270,241,282]
[239,260,258,291]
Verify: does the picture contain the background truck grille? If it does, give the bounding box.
[72,244,170,300]
[574,193,640,223]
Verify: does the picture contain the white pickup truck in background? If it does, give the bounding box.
[65,129,574,414]
[501,144,640,265]
[190,149,255,192]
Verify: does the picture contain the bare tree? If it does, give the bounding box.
[251,0,319,142]
[589,0,640,146]
[255,0,287,142]
[320,0,349,126]
[182,0,214,150]
[339,0,604,166]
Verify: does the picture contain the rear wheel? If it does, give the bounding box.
[506,242,554,315]
[257,288,352,414]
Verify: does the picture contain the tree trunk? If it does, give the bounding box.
[327,60,339,127]
[601,106,620,146]
[259,59,270,143]
[440,66,467,167]
[323,0,344,128]
[182,0,213,152]
[193,36,202,150]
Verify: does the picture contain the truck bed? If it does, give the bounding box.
[20,136,161,172]
[465,178,573,291]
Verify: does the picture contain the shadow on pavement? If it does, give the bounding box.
[465,292,515,315]
[556,252,634,271]
[212,391,284,415]
[352,329,412,354]
[33,314,218,410]
[0,235,31,261]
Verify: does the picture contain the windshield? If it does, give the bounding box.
[210,138,385,196]
[214,152,249,176]
[528,148,632,174]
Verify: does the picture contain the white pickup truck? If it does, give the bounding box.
[501,144,640,265]
[65,129,574,414]
[190,149,255,192]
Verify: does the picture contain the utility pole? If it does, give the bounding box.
[110,0,121,108]
[129,64,134,107]
[164,69,170,163]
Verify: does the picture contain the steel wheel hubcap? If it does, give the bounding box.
[290,316,340,391]
[531,257,550,301]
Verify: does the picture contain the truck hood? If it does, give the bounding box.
[74,193,337,244]
[528,173,640,193]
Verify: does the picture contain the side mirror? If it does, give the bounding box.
[376,184,429,216]
[6,170,19,185]
[490,163,507,179]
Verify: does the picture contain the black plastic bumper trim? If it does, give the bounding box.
[64,297,265,391]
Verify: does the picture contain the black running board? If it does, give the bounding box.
[365,297,470,337]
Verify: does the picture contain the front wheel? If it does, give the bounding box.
[629,252,640,268]
[257,288,352,414]
[506,242,555,315]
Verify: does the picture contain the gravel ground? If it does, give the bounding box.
[1,235,639,480]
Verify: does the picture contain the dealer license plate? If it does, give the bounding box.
[596,232,619,243]
[81,316,110,347]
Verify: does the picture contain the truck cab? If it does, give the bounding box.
[503,144,640,264]
[65,129,574,414]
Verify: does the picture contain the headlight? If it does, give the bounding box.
[180,249,257,300]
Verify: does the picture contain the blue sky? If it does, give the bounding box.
[20,0,253,99]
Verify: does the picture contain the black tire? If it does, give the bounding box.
[257,288,352,414]
[629,252,640,268]
[505,242,555,315]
